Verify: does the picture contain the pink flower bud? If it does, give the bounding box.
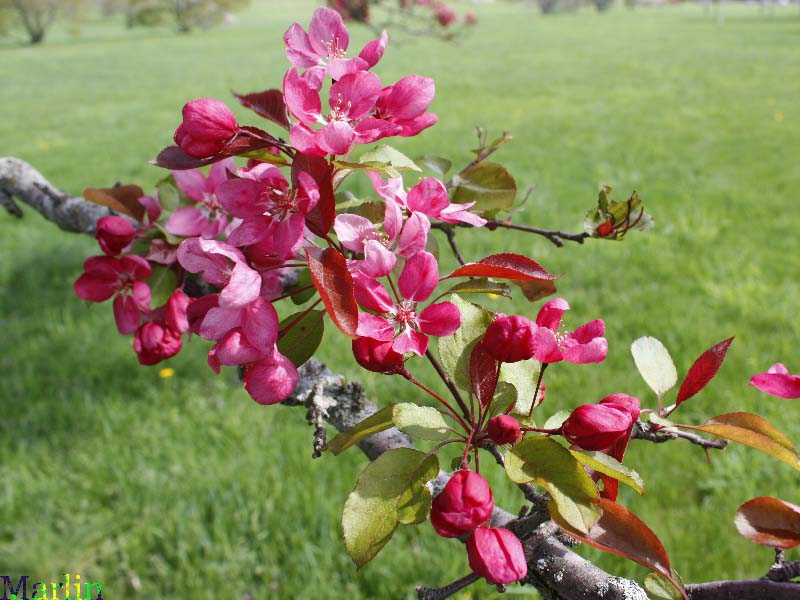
[430,470,493,538]
[562,398,639,451]
[482,315,537,363]
[133,322,182,366]
[352,337,406,375]
[467,527,528,584]
[174,98,239,159]
[599,393,641,422]
[487,415,521,446]
[95,215,135,256]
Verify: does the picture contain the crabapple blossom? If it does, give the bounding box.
[165,158,235,239]
[95,215,135,256]
[529,297,608,364]
[132,289,190,366]
[242,347,300,405]
[430,470,494,538]
[562,394,640,451]
[174,98,239,159]
[466,527,528,584]
[483,315,537,363]
[373,75,438,138]
[749,363,800,399]
[352,337,407,375]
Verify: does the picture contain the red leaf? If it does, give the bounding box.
[516,279,557,302]
[84,185,146,222]
[444,254,557,282]
[552,498,686,599]
[293,153,336,238]
[470,342,498,408]
[305,247,359,338]
[232,89,291,130]
[676,337,734,406]
[735,496,800,550]
[152,127,280,170]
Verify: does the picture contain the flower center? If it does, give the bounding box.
[329,96,353,121]
[394,301,417,326]
[324,37,347,60]
[260,188,297,220]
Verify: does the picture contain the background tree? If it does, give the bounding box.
[96,0,165,28]
[0,0,85,44]
[163,0,249,32]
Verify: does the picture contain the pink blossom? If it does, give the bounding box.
[529,298,608,364]
[95,216,135,256]
[749,363,800,399]
[373,75,438,138]
[243,347,300,405]
[217,163,319,259]
[487,415,522,446]
[562,394,640,451]
[165,158,235,239]
[467,527,528,584]
[434,3,458,27]
[283,7,388,80]
[369,173,486,227]
[430,470,494,538]
[74,255,152,334]
[174,98,239,159]
[354,251,460,356]
[483,315,537,363]
[133,321,182,365]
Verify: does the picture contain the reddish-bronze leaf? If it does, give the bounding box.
[551,498,686,599]
[676,337,734,406]
[293,153,336,238]
[735,496,800,549]
[469,341,498,408]
[84,185,146,222]
[444,253,557,282]
[232,89,291,130]
[681,412,800,471]
[305,247,359,338]
[152,127,280,170]
[516,279,557,302]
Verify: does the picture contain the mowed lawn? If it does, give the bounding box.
[2,1,799,597]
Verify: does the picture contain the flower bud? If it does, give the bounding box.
[352,337,406,375]
[133,322,182,366]
[599,393,641,422]
[467,527,528,584]
[95,215,135,256]
[562,401,636,451]
[174,98,239,159]
[430,470,493,538]
[487,415,521,446]
[482,315,537,363]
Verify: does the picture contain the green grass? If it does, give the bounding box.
[2,1,800,597]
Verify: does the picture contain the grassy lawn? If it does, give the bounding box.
[2,1,799,597]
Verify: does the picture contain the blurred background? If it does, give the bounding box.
[1,0,799,597]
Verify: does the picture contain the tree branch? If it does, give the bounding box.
[6,156,797,600]
[632,421,728,450]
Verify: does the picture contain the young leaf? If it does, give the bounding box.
[288,269,317,305]
[569,450,645,495]
[515,279,557,303]
[631,336,678,398]
[734,496,800,549]
[551,498,685,599]
[84,185,146,222]
[470,342,499,408]
[499,358,542,416]
[444,253,557,283]
[392,404,451,441]
[293,153,335,238]
[644,572,686,600]
[681,412,800,471]
[277,310,325,367]
[305,247,359,338]
[506,437,600,533]
[437,295,494,390]
[145,266,177,308]
[675,337,734,406]
[416,155,452,178]
[358,145,421,179]
[231,88,291,130]
[451,162,517,216]
[155,176,181,212]
[342,448,438,568]
[325,406,394,456]
[439,278,512,301]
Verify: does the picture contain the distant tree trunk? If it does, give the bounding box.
[11,0,59,45]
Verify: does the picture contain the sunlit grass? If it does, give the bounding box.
[1,1,799,597]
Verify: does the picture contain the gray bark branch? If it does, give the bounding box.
[5,156,798,600]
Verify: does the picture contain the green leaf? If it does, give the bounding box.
[570,449,645,495]
[241,148,290,166]
[584,187,654,240]
[356,145,421,179]
[648,413,678,430]
[451,162,517,217]
[543,410,571,431]
[393,403,452,441]
[506,437,600,533]
[631,336,678,398]
[277,310,325,367]
[145,266,177,308]
[325,406,394,456]
[342,448,438,568]
[155,176,180,212]
[288,269,317,305]
[437,295,493,390]
[488,382,517,418]
[499,358,542,416]
[644,572,685,600]
[438,278,512,302]
[416,155,453,178]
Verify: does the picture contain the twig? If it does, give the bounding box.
[439,224,466,265]
[431,220,590,249]
[632,421,728,450]
[416,573,481,600]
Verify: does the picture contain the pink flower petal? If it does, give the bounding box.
[317,120,355,156]
[334,213,377,252]
[290,124,326,157]
[749,371,800,399]
[131,280,152,311]
[284,22,320,68]
[769,363,790,375]
[216,178,267,218]
[407,177,449,217]
[165,206,209,237]
[113,294,141,335]
[531,326,562,364]
[283,68,322,126]
[353,275,394,313]
[199,306,241,340]
[226,216,273,247]
[219,262,262,309]
[242,297,279,351]
[417,302,461,337]
[395,212,430,257]
[308,7,349,58]
[569,319,605,344]
[353,117,402,145]
[172,168,208,203]
[377,75,435,121]
[536,297,570,331]
[327,56,369,81]
[330,71,382,121]
[563,337,608,365]
[356,312,395,341]
[360,239,397,278]
[358,30,388,68]
[398,251,438,303]
[392,327,429,356]
[243,350,299,405]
